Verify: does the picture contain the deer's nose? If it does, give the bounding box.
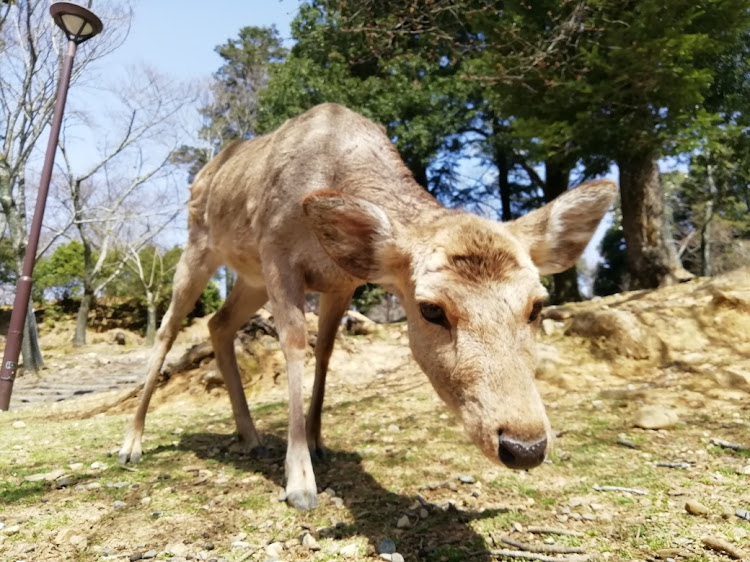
[498,433,547,470]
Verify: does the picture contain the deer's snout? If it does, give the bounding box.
[498,432,547,470]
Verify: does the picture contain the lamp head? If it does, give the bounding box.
[50,2,103,44]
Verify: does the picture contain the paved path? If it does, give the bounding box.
[8,344,188,409]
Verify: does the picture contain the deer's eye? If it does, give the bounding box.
[529,301,544,323]
[419,303,449,328]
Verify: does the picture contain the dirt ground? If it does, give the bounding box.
[1,271,749,562]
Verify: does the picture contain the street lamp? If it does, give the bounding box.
[0,2,103,411]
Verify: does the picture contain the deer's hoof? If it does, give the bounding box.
[118,448,141,465]
[286,489,318,510]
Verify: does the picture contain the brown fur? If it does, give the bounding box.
[119,103,617,509]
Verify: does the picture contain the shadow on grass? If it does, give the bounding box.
[178,431,506,561]
[0,479,49,505]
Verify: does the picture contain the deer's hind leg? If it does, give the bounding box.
[120,237,220,464]
[208,276,268,454]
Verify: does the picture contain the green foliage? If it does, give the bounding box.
[186,0,750,292]
[351,284,386,314]
[0,236,16,285]
[33,241,87,300]
[193,281,222,318]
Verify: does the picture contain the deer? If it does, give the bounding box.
[119,103,616,510]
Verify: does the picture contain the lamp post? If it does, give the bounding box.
[0,2,103,411]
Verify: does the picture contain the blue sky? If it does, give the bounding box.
[105,1,300,81]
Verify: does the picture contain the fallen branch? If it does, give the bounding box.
[525,527,585,538]
[654,462,690,469]
[616,436,639,449]
[709,438,750,453]
[501,537,584,554]
[593,485,648,495]
[472,550,590,561]
[701,536,747,560]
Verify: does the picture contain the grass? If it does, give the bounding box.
[1,331,748,561]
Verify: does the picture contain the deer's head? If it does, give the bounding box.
[304,180,616,469]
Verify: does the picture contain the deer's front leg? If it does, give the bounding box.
[264,263,318,510]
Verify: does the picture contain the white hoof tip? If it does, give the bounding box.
[286,490,318,510]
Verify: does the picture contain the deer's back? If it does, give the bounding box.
[187,104,440,285]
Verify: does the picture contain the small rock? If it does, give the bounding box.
[396,515,411,529]
[90,461,107,470]
[685,500,710,516]
[54,528,74,545]
[339,543,359,558]
[302,533,320,551]
[113,481,128,489]
[324,487,336,497]
[56,476,74,489]
[141,496,151,505]
[742,465,750,475]
[387,424,400,432]
[332,497,344,507]
[129,553,143,562]
[283,539,299,552]
[142,551,158,559]
[25,469,65,482]
[85,482,101,490]
[378,539,397,554]
[633,405,679,430]
[69,534,87,549]
[458,474,475,484]
[4,525,20,535]
[113,500,127,509]
[69,463,83,471]
[11,420,26,429]
[266,542,284,558]
[391,554,405,562]
[419,508,429,519]
[166,542,190,557]
[380,555,392,562]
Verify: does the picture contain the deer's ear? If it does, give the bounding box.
[507,180,617,275]
[302,190,397,281]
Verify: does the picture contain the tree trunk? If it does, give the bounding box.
[411,161,429,190]
[701,163,718,277]
[224,266,235,298]
[145,291,157,346]
[21,302,45,373]
[73,289,93,346]
[618,152,688,289]
[544,158,581,304]
[497,148,513,222]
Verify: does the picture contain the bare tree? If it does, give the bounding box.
[0,0,131,370]
[56,68,192,346]
[123,244,180,345]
